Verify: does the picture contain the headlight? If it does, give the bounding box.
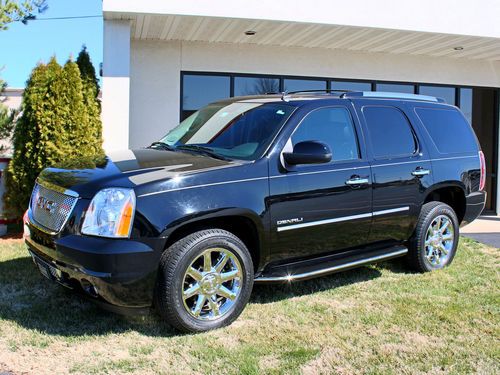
[81,188,136,238]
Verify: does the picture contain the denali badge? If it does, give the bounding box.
[36,196,56,213]
[277,217,304,226]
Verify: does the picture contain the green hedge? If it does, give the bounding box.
[4,50,103,217]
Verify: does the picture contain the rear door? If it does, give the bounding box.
[268,105,373,261]
[355,100,433,244]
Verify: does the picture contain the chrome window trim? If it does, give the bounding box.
[370,159,430,168]
[429,155,479,162]
[269,165,369,179]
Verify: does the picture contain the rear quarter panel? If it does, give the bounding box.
[408,102,484,223]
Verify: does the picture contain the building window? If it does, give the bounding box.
[234,76,280,96]
[331,80,371,92]
[419,85,456,105]
[284,79,326,92]
[182,74,230,120]
[459,88,473,124]
[376,83,415,94]
[363,106,416,159]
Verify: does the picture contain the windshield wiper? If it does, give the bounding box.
[176,145,231,161]
[148,141,176,151]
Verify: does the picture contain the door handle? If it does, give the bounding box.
[345,176,370,186]
[411,168,431,177]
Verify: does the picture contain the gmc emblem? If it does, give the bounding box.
[36,196,56,213]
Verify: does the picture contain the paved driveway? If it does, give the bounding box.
[461,216,500,249]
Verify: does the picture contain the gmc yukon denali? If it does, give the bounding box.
[24,91,486,332]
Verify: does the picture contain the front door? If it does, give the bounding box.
[268,105,373,262]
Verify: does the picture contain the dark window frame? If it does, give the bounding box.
[282,77,328,92]
[287,105,362,165]
[418,85,457,106]
[375,82,417,95]
[233,76,280,96]
[180,71,486,120]
[361,105,420,160]
[414,106,478,155]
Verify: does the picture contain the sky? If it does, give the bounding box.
[0,0,103,88]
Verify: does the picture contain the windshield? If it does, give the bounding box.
[158,102,295,160]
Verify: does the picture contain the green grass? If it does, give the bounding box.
[0,237,498,375]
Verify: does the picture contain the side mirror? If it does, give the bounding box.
[283,141,332,165]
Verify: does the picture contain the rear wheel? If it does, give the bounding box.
[155,229,254,333]
[407,201,459,272]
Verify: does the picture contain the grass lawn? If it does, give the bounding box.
[0,237,498,375]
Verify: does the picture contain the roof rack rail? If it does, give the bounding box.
[286,89,353,95]
[279,89,354,102]
[340,91,445,103]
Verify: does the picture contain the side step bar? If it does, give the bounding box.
[254,246,408,283]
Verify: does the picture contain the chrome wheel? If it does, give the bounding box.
[182,248,243,320]
[424,215,454,267]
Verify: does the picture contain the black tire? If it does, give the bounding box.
[407,201,460,272]
[155,229,254,333]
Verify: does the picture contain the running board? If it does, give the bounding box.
[254,246,408,283]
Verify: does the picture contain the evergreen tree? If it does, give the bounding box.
[76,45,99,94]
[76,46,102,152]
[4,54,104,217]
[4,61,50,215]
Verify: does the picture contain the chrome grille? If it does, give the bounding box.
[30,183,78,233]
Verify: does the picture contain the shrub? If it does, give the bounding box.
[4,55,104,217]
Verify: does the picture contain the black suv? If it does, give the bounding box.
[25,91,486,332]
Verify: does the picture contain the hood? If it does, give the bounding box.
[37,148,236,198]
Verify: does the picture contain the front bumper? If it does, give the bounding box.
[25,220,166,312]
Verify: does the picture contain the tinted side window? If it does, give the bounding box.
[415,107,477,154]
[292,107,359,161]
[363,106,416,159]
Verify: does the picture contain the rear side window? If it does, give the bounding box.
[362,106,416,159]
[415,107,477,154]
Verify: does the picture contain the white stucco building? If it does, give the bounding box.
[0,88,23,156]
[101,0,500,214]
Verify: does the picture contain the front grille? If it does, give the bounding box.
[30,183,78,233]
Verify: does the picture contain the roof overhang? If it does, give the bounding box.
[103,0,500,61]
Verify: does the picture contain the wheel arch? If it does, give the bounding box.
[423,183,466,224]
[160,208,267,273]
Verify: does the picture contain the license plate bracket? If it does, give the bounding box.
[36,261,54,280]
[30,251,61,281]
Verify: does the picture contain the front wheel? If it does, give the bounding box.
[407,201,459,272]
[155,229,254,333]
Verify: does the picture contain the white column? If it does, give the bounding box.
[101,20,131,151]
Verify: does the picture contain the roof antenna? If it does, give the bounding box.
[281,91,290,102]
